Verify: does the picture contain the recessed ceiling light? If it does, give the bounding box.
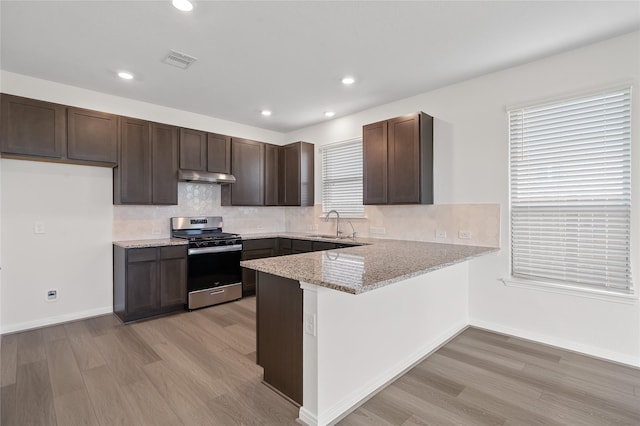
[341,76,355,85]
[118,71,134,80]
[172,0,193,12]
[261,110,272,117]
[324,111,336,117]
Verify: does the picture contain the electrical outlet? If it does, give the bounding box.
[46,289,58,302]
[34,221,46,234]
[458,230,471,240]
[304,313,317,336]
[436,230,447,239]
[370,227,386,235]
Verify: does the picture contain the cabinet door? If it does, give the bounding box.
[264,144,279,206]
[117,117,152,204]
[257,272,303,404]
[363,120,388,204]
[230,138,265,205]
[388,114,420,204]
[67,107,117,164]
[279,143,300,206]
[179,128,207,170]
[278,238,292,256]
[207,133,231,173]
[299,142,315,206]
[159,257,186,309]
[152,123,178,205]
[126,261,158,317]
[0,94,66,158]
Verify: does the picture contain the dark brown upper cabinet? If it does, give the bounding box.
[207,132,231,173]
[151,123,179,205]
[278,142,314,206]
[222,138,265,206]
[115,117,152,204]
[178,128,232,175]
[67,107,118,164]
[1,94,118,167]
[1,94,66,159]
[222,140,315,207]
[363,120,388,204]
[264,143,279,206]
[114,118,179,205]
[179,128,207,171]
[363,112,433,205]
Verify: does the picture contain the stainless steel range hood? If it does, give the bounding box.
[178,170,236,184]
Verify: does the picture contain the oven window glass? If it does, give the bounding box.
[188,250,241,291]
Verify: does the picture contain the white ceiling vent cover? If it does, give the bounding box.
[162,50,197,69]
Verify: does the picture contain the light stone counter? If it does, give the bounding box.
[113,238,188,249]
[241,238,498,294]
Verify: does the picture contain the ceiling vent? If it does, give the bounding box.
[162,50,197,69]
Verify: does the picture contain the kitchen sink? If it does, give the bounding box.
[308,234,341,239]
[308,234,355,240]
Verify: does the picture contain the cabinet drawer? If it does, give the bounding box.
[243,247,276,260]
[312,241,337,251]
[292,239,312,253]
[128,248,157,263]
[243,238,277,251]
[160,245,187,260]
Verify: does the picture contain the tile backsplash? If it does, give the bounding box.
[286,204,500,247]
[114,183,499,248]
[113,183,287,240]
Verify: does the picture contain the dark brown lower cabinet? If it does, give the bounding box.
[256,271,303,405]
[241,238,278,296]
[113,244,187,323]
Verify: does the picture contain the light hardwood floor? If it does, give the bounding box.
[2,297,639,425]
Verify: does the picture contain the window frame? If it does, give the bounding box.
[506,86,633,296]
[320,138,365,218]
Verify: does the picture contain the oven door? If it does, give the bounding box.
[187,245,242,292]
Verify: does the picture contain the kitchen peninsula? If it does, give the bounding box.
[241,237,497,426]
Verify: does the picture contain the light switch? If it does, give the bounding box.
[34,221,45,234]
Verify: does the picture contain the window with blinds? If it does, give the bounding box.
[509,87,632,293]
[321,139,364,217]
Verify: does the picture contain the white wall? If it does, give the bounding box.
[300,261,470,426]
[289,31,640,366]
[1,160,113,332]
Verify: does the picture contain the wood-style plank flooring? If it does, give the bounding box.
[340,327,640,426]
[2,297,639,425]
[1,297,298,426]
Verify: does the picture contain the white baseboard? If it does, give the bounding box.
[1,306,114,334]
[470,319,640,368]
[298,407,318,426]
[317,321,467,426]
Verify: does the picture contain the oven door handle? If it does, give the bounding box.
[188,245,242,255]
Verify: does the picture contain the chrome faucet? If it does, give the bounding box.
[324,210,341,238]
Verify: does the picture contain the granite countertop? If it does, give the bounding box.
[241,237,498,295]
[113,238,188,249]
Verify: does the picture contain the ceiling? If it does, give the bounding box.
[1,1,639,133]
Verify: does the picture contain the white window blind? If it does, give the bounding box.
[509,87,632,293]
[321,139,364,217]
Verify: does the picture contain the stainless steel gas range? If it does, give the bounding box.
[171,216,242,310]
